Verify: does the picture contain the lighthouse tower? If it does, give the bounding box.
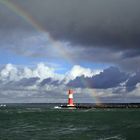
[67,89,75,106]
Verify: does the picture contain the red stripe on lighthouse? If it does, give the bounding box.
[68,98,74,105]
[67,89,75,106]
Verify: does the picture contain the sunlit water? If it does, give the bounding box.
[0,104,140,140]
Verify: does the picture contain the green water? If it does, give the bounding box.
[0,105,140,140]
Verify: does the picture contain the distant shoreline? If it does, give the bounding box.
[1,103,140,108]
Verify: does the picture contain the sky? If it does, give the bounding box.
[0,0,140,103]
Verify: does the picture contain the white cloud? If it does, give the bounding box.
[0,63,103,102]
[68,65,94,78]
[64,65,101,83]
[32,63,54,79]
[0,64,18,81]
[3,63,139,103]
[22,67,33,79]
[0,63,64,82]
[0,63,101,83]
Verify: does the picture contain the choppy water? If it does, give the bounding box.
[0,104,140,140]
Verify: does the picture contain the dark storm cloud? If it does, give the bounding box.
[126,71,140,91]
[40,78,60,86]
[0,0,139,50]
[0,77,40,89]
[67,67,128,89]
[0,0,140,72]
[15,77,40,87]
[40,78,52,86]
[122,50,140,59]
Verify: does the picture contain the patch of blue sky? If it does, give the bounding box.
[0,48,72,73]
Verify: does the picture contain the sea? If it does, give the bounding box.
[0,103,140,140]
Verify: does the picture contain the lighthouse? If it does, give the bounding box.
[54,89,92,109]
[67,89,75,106]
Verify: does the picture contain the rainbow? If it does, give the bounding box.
[0,0,101,104]
[83,80,101,104]
[0,0,72,63]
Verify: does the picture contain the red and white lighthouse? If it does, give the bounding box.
[67,89,75,106]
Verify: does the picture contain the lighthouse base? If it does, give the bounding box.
[54,105,92,109]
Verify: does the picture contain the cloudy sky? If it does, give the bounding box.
[0,0,140,103]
